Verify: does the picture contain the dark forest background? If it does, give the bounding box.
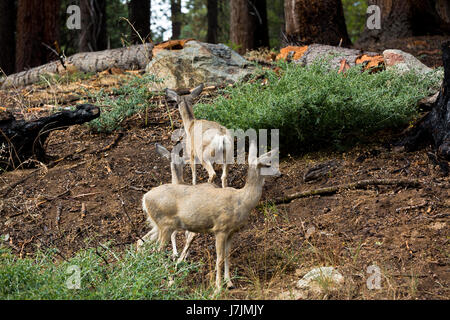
[1,0,449,75]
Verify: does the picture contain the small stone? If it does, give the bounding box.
[296,266,344,290]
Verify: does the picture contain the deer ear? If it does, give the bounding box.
[165,88,179,103]
[248,138,258,165]
[155,143,171,160]
[257,148,278,167]
[190,84,204,99]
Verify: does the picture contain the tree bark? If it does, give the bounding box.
[284,0,351,47]
[0,104,100,170]
[79,0,107,52]
[1,43,153,89]
[171,0,182,39]
[207,0,218,44]
[230,0,253,54]
[358,0,450,43]
[399,41,450,161]
[128,0,151,43]
[0,0,16,75]
[250,0,269,49]
[15,0,61,72]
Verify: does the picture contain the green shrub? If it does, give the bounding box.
[87,74,161,133]
[194,61,442,150]
[0,243,202,300]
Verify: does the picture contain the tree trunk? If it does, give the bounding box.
[1,43,153,89]
[359,0,450,43]
[250,0,269,49]
[284,0,351,47]
[15,0,60,72]
[128,0,151,43]
[0,104,100,170]
[207,0,218,44]
[171,0,182,40]
[0,0,16,75]
[399,41,450,161]
[230,0,253,54]
[79,0,107,52]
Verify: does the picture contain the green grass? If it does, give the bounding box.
[194,61,442,151]
[87,74,162,133]
[38,71,96,87]
[0,242,204,300]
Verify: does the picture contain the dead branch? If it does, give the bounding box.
[271,178,423,205]
[91,132,124,155]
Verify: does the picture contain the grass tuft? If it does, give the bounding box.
[0,242,203,300]
[87,74,162,133]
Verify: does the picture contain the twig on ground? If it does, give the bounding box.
[395,200,428,212]
[0,168,41,197]
[91,132,124,155]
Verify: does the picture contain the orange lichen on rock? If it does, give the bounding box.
[276,46,308,61]
[152,39,194,55]
[355,54,385,71]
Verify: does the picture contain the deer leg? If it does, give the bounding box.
[190,154,197,185]
[136,229,156,251]
[224,234,235,289]
[221,163,228,188]
[177,231,196,264]
[203,160,217,184]
[158,227,172,252]
[214,232,227,293]
[171,231,178,259]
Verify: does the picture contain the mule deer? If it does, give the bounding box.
[141,139,278,291]
[165,84,233,188]
[136,143,198,262]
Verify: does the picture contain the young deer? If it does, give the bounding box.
[136,143,197,261]
[141,139,278,292]
[165,84,233,188]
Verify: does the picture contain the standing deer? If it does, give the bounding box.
[136,143,199,262]
[140,139,278,292]
[165,84,233,188]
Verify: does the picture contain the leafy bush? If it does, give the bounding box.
[0,243,202,300]
[194,61,442,150]
[87,74,161,133]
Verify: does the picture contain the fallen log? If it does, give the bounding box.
[0,104,100,170]
[1,43,153,89]
[398,41,450,161]
[270,178,423,205]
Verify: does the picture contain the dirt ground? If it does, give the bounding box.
[0,37,449,300]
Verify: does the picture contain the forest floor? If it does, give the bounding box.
[0,36,448,300]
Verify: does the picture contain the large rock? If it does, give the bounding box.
[145,40,254,91]
[383,49,433,75]
[294,44,380,70]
